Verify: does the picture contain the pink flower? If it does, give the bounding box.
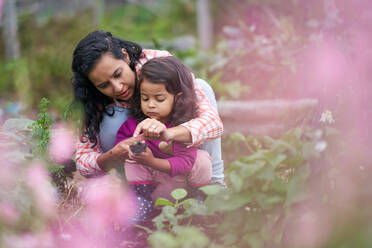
[0,163,18,189]
[25,162,58,218]
[49,125,75,164]
[2,231,55,248]
[283,202,331,248]
[0,202,20,224]
[80,175,135,232]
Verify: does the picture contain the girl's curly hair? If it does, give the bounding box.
[133,56,198,126]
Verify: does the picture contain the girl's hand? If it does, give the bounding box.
[133,118,167,140]
[126,146,155,166]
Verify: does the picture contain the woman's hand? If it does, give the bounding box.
[109,135,145,162]
[126,146,155,166]
[133,118,171,140]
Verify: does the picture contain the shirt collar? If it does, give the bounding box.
[113,98,131,108]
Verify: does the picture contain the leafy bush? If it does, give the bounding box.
[140,116,370,248]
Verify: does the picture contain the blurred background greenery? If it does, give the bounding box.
[1,1,372,247]
[1,0,355,116]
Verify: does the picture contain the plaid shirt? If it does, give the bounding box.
[76,49,223,177]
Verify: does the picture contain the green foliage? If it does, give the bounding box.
[139,188,210,248]
[30,98,54,158]
[101,1,196,43]
[147,125,333,247]
[0,98,72,192]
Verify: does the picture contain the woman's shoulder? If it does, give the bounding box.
[141,49,172,59]
[136,49,172,73]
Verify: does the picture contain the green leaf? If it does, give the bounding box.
[230,159,249,169]
[230,171,243,192]
[206,193,251,211]
[267,153,287,168]
[230,132,246,143]
[243,232,264,248]
[285,165,310,207]
[275,140,297,156]
[152,214,165,230]
[262,135,276,147]
[172,226,209,247]
[239,160,265,178]
[255,193,284,210]
[170,188,187,200]
[148,231,178,248]
[271,177,288,193]
[154,197,174,207]
[199,184,224,195]
[178,198,194,206]
[257,166,276,181]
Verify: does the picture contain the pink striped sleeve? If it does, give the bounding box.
[135,49,172,74]
[75,138,105,177]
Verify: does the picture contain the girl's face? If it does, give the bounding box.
[140,79,175,123]
[88,53,135,102]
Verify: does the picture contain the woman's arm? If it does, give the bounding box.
[76,138,130,176]
[96,135,139,172]
[76,130,142,176]
[75,138,106,177]
[180,79,223,146]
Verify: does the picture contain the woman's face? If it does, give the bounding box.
[88,53,136,102]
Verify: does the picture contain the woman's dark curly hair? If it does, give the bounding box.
[133,56,198,126]
[71,30,142,147]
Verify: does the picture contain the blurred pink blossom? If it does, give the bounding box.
[49,125,75,164]
[2,231,55,248]
[0,163,18,189]
[0,0,3,23]
[55,175,135,247]
[283,202,331,248]
[80,174,135,232]
[0,202,20,224]
[25,162,58,218]
[301,40,350,97]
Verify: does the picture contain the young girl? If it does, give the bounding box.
[114,56,212,222]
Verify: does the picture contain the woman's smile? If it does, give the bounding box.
[117,89,129,98]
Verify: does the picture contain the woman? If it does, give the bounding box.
[71,30,224,186]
